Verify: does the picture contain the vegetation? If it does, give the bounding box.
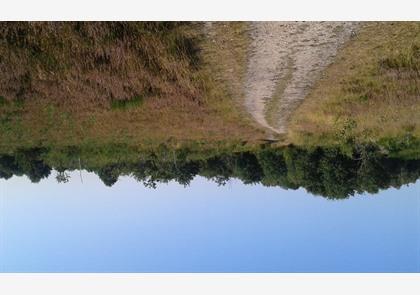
[1,22,418,151]
[0,22,419,199]
[289,22,420,148]
[0,144,418,199]
[110,95,144,110]
[0,22,267,150]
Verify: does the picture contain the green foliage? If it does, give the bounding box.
[110,96,144,110]
[0,148,51,182]
[0,96,6,107]
[379,135,420,159]
[1,143,418,200]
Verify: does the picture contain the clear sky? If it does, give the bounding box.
[0,171,419,272]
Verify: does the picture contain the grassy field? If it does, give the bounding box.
[288,22,420,155]
[0,22,419,159]
[0,22,266,152]
[1,22,419,195]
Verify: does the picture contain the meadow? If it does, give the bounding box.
[0,22,267,152]
[288,22,420,158]
[0,22,418,160]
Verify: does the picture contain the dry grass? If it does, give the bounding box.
[199,22,270,137]
[0,22,267,150]
[288,22,420,146]
[0,22,201,107]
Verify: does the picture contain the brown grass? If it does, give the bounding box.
[0,22,201,107]
[0,22,266,150]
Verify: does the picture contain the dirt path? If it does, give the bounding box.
[244,22,359,134]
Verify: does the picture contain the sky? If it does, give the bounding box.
[0,171,419,272]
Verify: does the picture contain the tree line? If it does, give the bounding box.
[0,145,419,199]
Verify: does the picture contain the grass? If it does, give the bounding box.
[110,95,144,110]
[0,22,267,151]
[288,22,420,148]
[0,22,418,194]
[0,96,6,107]
[199,22,269,138]
[380,44,419,72]
[265,61,293,129]
[1,22,418,156]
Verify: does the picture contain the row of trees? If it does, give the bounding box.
[1,145,419,199]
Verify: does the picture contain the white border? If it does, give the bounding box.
[1,274,420,294]
[0,0,419,20]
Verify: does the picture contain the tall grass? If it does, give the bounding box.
[0,22,202,108]
[0,22,266,150]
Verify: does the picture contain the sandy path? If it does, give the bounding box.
[244,22,359,134]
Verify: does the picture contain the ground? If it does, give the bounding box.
[0,22,267,153]
[288,22,420,153]
[0,22,418,158]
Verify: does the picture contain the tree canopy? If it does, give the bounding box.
[0,144,419,199]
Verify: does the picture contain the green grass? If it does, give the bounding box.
[289,22,420,148]
[379,44,420,72]
[110,95,144,110]
[0,96,6,107]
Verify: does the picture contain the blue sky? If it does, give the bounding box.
[0,171,419,272]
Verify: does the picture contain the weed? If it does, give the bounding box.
[110,96,144,110]
[0,96,7,107]
[379,44,420,73]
